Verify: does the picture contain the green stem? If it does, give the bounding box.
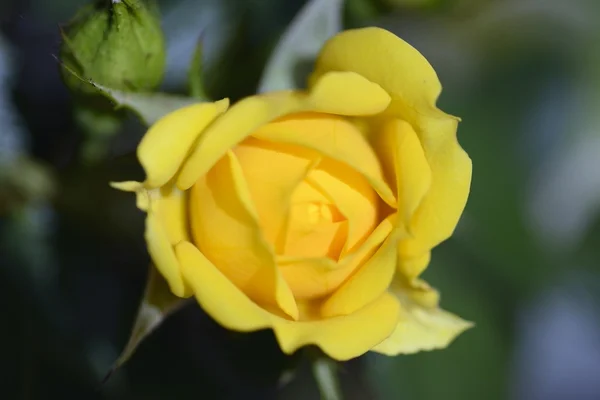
[310,351,343,400]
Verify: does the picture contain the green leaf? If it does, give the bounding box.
[258,0,343,92]
[59,59,204,126]
[89,84,201,126]
[104,265,191,381]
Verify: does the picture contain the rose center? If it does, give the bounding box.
[282,180,348,260]
[190,123,382,302]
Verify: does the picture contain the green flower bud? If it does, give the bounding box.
[60,0,166,94]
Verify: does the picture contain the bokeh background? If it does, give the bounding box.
[2,0,600,399]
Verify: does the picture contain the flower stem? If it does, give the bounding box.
[310,350,343,400]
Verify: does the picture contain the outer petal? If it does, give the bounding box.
[398,251,431,279]
[374,119,431,231]
[309,71,390,115]
[320,216,404,318]
[371,277,472,355]
[145,211,190,298]
[177,240,401,361]
[312,27,472,257]
[399,117,471,258]
[176,241,272,331]
[273,292,399,361]
[156,184,189,245]
[111,181,188,244]
[111,180,191,297]
[311,27,445,122]
[176,71,391,191]
[190,150,298,320]
[138,99,229,188]
[254,113,396,208]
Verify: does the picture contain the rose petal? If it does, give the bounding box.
[312,27,472,258]
[308,71,390,115]
[176,71,391,191]
[306,157,378,255]
[254,113,396,209]
[320,216,404,318]
[277,256,340,300]
[398,251,431,279]
[273,292,399,361]
[177,240,401,361]
[398,116,471,258]
[156,184,189,245]
[283,176,349,260]
[233,138,320,249]
[138,99,229,189]
[111,180,191,297]
[311,27,445,121]
[190,150,299,320]
[278,214,395,300]
[371,277,472,355]
[375,119,431,231]
[176,240,273,330]
[284,208,348,259]
[145,210,191,298]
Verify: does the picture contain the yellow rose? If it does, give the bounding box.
[113,27,472,361]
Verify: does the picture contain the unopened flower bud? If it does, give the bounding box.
[60,0,165,94]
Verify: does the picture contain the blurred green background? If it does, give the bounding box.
[2,0,600,399]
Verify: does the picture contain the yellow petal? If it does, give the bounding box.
[313,27,472,257]
[111,180,191,296]
[177,240,400,361]
[284,205,348,259]
[372,305,472,356]
[140,182,190,245]
[277,256,340,300]
[177,71,391,191]
[371,278,472,355]
[233,137,321,248]
[273,292,400,361]
[399,116,471,257]
[308,71,390,115]
[278,214,394,300]
[306,157,378,255]
[320,215,403,317]
[110,180,142,192]
[190,150,299,320]
[254,113,396,208]
[177,92,304,190]
[176,240,273,331]
[312,27,444,121]
[398,251,430,279]
[138,99,229,189]
[375,119,431,231]
[156,184,189,244]
[145,210,191,298]
[401,276,440,309]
